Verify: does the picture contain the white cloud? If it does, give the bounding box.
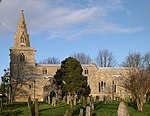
[0,0,143,40]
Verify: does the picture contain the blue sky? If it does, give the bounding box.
[0,0,150,77]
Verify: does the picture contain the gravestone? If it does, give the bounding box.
[52,97,56,107]
[27,96,32,108]
[63,96,66,103]
[82,96,86,108]
[87,96,91,105]
[117,101,129,116]
[48,96,50,104]
[79,109,83,116]
[73,97,77,105]
[67,95,70,105]
[104,95,110,104]
[86,106,91,116]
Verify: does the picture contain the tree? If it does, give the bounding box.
[143,51,150,68]
[122,52,143,68]
[71,52,92,64]
[39,57,60,64]
[95,49,116,67]
[121,68,150,112]
[54,57,87,96]
[0,68,10,103]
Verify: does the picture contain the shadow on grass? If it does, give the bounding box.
[0,109,23,116]
[128,102,137,110]
[6,102,27,110]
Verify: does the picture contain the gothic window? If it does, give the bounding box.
[99,82,101,92]
[20,53,25,62]
[43,69,47,74]
[84,69,89,75]
[99,81,106,93]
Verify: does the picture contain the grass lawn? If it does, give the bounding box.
[0,101,150,116]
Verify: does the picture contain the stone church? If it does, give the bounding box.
[10,10,130,102]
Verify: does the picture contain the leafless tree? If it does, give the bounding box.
[143,51,150,68]
[122,52,143,68]
[39,57,60,64]
[120,68,150,112]
[95,49,116,67]
[71,52,92,64]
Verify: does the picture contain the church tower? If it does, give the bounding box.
[10,10,35,78]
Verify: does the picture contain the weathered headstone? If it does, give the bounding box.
[86,106,92,116]
[87,96,91,105]
[118,101,129,116]
[73,97,77,105]
[48,96,50,104]
[67,95,70,105]
[52,97,56,107]
[79,108,83,116]
[70,99,73,108]
[78,98,81,103]
[82,96,86,108]
[63,96,66,103]
[27,96,32,108]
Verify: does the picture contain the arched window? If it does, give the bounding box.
[42,68,48,74]
[99,82,101,92]
[20,53,25,62]
[84,69,89,75]
[99,81,106,93]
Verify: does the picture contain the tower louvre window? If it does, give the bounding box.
[20,37,24,43]
[20,53,25,62]
[29,84,32,89]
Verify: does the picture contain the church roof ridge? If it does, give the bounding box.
[37,64,61,66]
[98,67,129,70]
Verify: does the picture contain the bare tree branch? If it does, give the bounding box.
[39,57,60,64]
[71,52,92,64]
[95,49,116,67]
[122,52,143,68]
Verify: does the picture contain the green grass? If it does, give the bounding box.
[0,101,150,116]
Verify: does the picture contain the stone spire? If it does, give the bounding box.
[19,10,25,25]
[14,10,30,47]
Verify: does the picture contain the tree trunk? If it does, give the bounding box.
[136,98,144,112]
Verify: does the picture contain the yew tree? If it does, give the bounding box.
[54,57,87,96]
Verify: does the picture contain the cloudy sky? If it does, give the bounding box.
[0,0,150,77]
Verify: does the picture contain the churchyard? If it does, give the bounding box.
[0,99,150,116]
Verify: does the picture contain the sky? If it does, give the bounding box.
[0,0,150,77]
